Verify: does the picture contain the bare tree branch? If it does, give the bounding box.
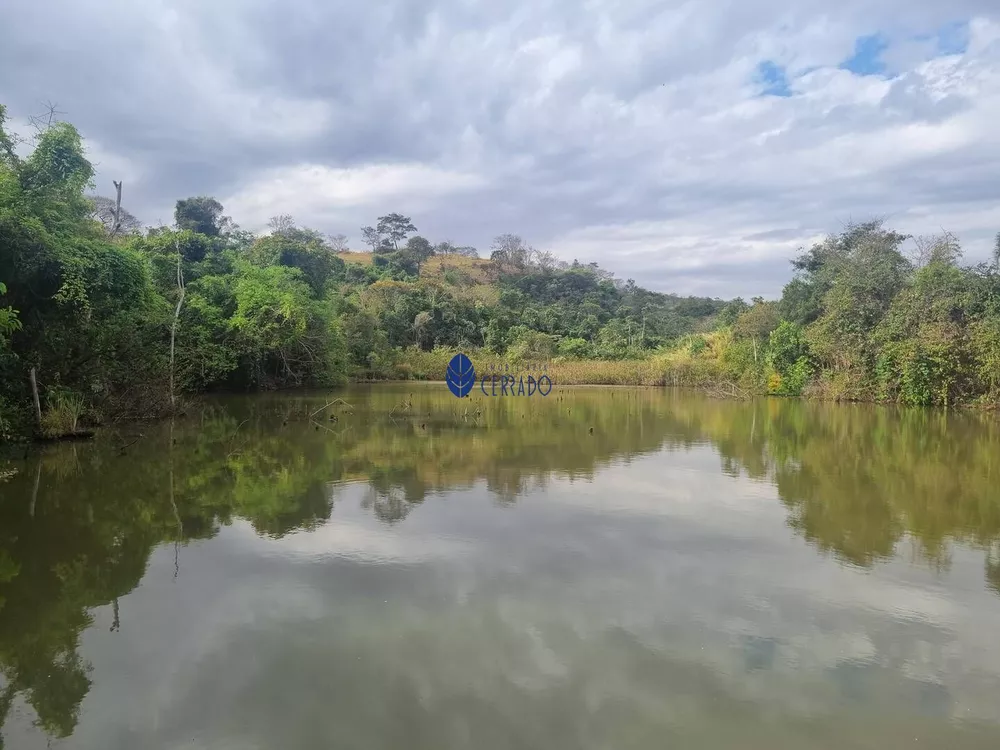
[28,100,67,132]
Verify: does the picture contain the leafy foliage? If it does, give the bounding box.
[697,221,1000,405]
[174,196,227,236]
[3,103,999,441]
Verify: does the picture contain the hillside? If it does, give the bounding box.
[332,245,729,369]
[337,251,502,306]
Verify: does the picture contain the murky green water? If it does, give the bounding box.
[2,384,1000,749]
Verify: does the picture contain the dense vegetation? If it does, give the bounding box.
[351,219,1000,409]
[673,222,1000,406]
[2,104,1000,441]
[0,106,725,439]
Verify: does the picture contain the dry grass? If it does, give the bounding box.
[336,251,373,266]
[421,255,493,284]
[335,252,493,284]
[392,347,731,387]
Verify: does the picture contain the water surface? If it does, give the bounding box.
[1,384,999,748]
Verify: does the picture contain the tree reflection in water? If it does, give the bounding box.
[0,385,998,742]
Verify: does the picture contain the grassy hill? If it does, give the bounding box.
[326,242,734,385]
[339,250,491,282]
[338,251,501,305]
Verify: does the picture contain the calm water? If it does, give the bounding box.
[1,384,1000,749]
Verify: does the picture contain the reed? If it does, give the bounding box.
[40,389,86,437]
[392,344,731,388]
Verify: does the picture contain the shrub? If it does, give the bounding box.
[557,337,591,359]
[41,388,86,436]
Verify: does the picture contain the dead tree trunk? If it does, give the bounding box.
[169,242,186,411]
[111,180,123,237]
[29,367,42,431]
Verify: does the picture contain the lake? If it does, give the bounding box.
[1,383,999,749]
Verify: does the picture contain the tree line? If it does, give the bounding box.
[0,105,726,439]
[697,221,1000,406]
[3,102,1000,441]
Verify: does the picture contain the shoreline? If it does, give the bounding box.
[356,379,665,390]
[5,379,997,448]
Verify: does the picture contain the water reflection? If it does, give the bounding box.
[0,384,999,747]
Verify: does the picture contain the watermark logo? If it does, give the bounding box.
[446,353,476,397]
[445,354,553,397]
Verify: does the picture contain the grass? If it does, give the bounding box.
[336,251,494,284]
[40,389,86,436]
[391,346,730,387]
[335,251,374,266]
[421,254,493,284]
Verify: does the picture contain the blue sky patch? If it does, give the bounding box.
[839,33,889,76]
[754,60,792,96]
[935,20,970,56]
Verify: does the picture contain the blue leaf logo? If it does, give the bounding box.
[446,353,476,397]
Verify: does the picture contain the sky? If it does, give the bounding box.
[2,1,999,299]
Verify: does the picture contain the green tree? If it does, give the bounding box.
[874,241,972,405]
[228,263,347,388]
[174,196,227,236]
[717,297,749,327]
[0,107,169,427]
[489,234,532,275]
[732,298,780,366]
[0,282,19,343]
[246,231,344,296]
[806,221,912,383]
[374,213,417,251]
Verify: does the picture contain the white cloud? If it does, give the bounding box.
[2,1,1000,296]
[224,163,488,232]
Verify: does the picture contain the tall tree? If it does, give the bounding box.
[375,213,417,251]
[174,196,226,236]
[360,226,382,252]
[435,241,478,258]
[489,234,532,274]
[327,233,349,253]
[267,214,296,235]
[404,236,434,263]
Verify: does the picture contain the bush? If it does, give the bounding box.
[557,337,591,359]
[41,388,86,436]
[688,337,708,356]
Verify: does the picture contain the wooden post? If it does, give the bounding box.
[29,367,42,430]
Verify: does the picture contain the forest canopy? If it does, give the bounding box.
[2,102,1000,440]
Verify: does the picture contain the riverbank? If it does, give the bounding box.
[4,343,996,448]
[390,347,709,387]
[387,344,1000,408]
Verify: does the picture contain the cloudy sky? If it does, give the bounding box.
[2,1,999,298]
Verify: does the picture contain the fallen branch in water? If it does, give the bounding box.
[388,399,413,417]
[117,434,143,454]
[310,398,354,418]
[311,418,353,437]
[227,418,251,458]
[705,380,752,400]
[231,418,250,439]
